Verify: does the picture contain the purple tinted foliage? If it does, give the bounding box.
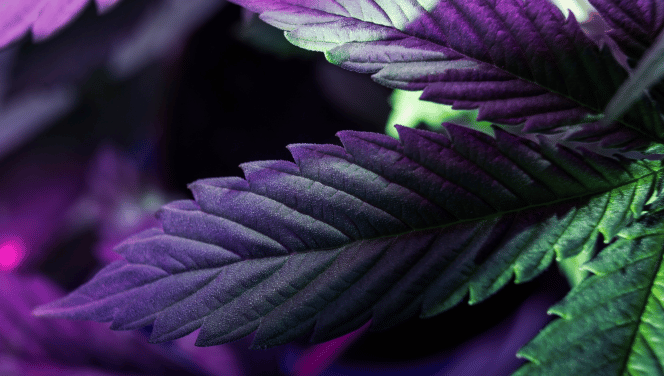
[229,0,664,150]
[587,0,664,133]
[0,143,283,375]
[33,124,661,352]
[75,145,163,264]
[0,273,198,375]
[4,1,661,375]
[589,0,664,63]
[0,148,87,272]
[6,0,223,100]
[0,0,123,50]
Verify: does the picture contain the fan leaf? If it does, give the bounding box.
[229,0,664,148]
[515,200,664,375]
[33,125,663,348]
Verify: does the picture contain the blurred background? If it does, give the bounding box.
[0,0,599,375]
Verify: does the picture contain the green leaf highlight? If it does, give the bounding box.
[515,201,664,375]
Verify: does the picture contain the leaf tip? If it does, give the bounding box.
[31,298,70,319]
[546,305,565,318]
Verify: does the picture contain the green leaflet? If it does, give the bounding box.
[515,201,664,375]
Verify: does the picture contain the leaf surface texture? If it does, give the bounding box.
[228,0,664,149]
[515,200,664,375]
[33,124,664,348]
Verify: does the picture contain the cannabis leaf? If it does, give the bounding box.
[515,199,664,375]
[0,0,122,49]
[33,124,663,348]
[227,0,664,150]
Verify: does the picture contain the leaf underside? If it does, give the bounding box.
[515,202,664,375]
[33,124,663,349]
[228,0,664,151]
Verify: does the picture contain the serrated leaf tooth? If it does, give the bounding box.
[190,176,249,191]
[287,143,350,167]
[240,160,300,181]
[252,238,391,348]
[519,221,664,374]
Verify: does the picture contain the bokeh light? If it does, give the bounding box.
[0,237,26,271]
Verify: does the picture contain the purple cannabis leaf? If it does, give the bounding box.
[33,124,663,349]
[227,0,664,150]
[0,0,122,50]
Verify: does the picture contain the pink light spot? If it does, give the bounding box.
[0,237,26,271]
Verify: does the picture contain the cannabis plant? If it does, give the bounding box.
[14,0,664,374]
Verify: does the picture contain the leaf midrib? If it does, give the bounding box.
[617,240,664,376]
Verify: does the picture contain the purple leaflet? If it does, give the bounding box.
[34,125,664,348]
[228,0,664,148]
[589,0,664,63]
[0,0,122,50]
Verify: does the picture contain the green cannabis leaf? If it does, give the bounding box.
[516,199,664,375]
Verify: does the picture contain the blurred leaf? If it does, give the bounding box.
[0,273,203,375]
[602,29,664,128]
[0,0,123,50]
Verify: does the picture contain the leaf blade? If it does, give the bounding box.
[229,0,664,147]
[514,202,664,375]
[33,125,663,348]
